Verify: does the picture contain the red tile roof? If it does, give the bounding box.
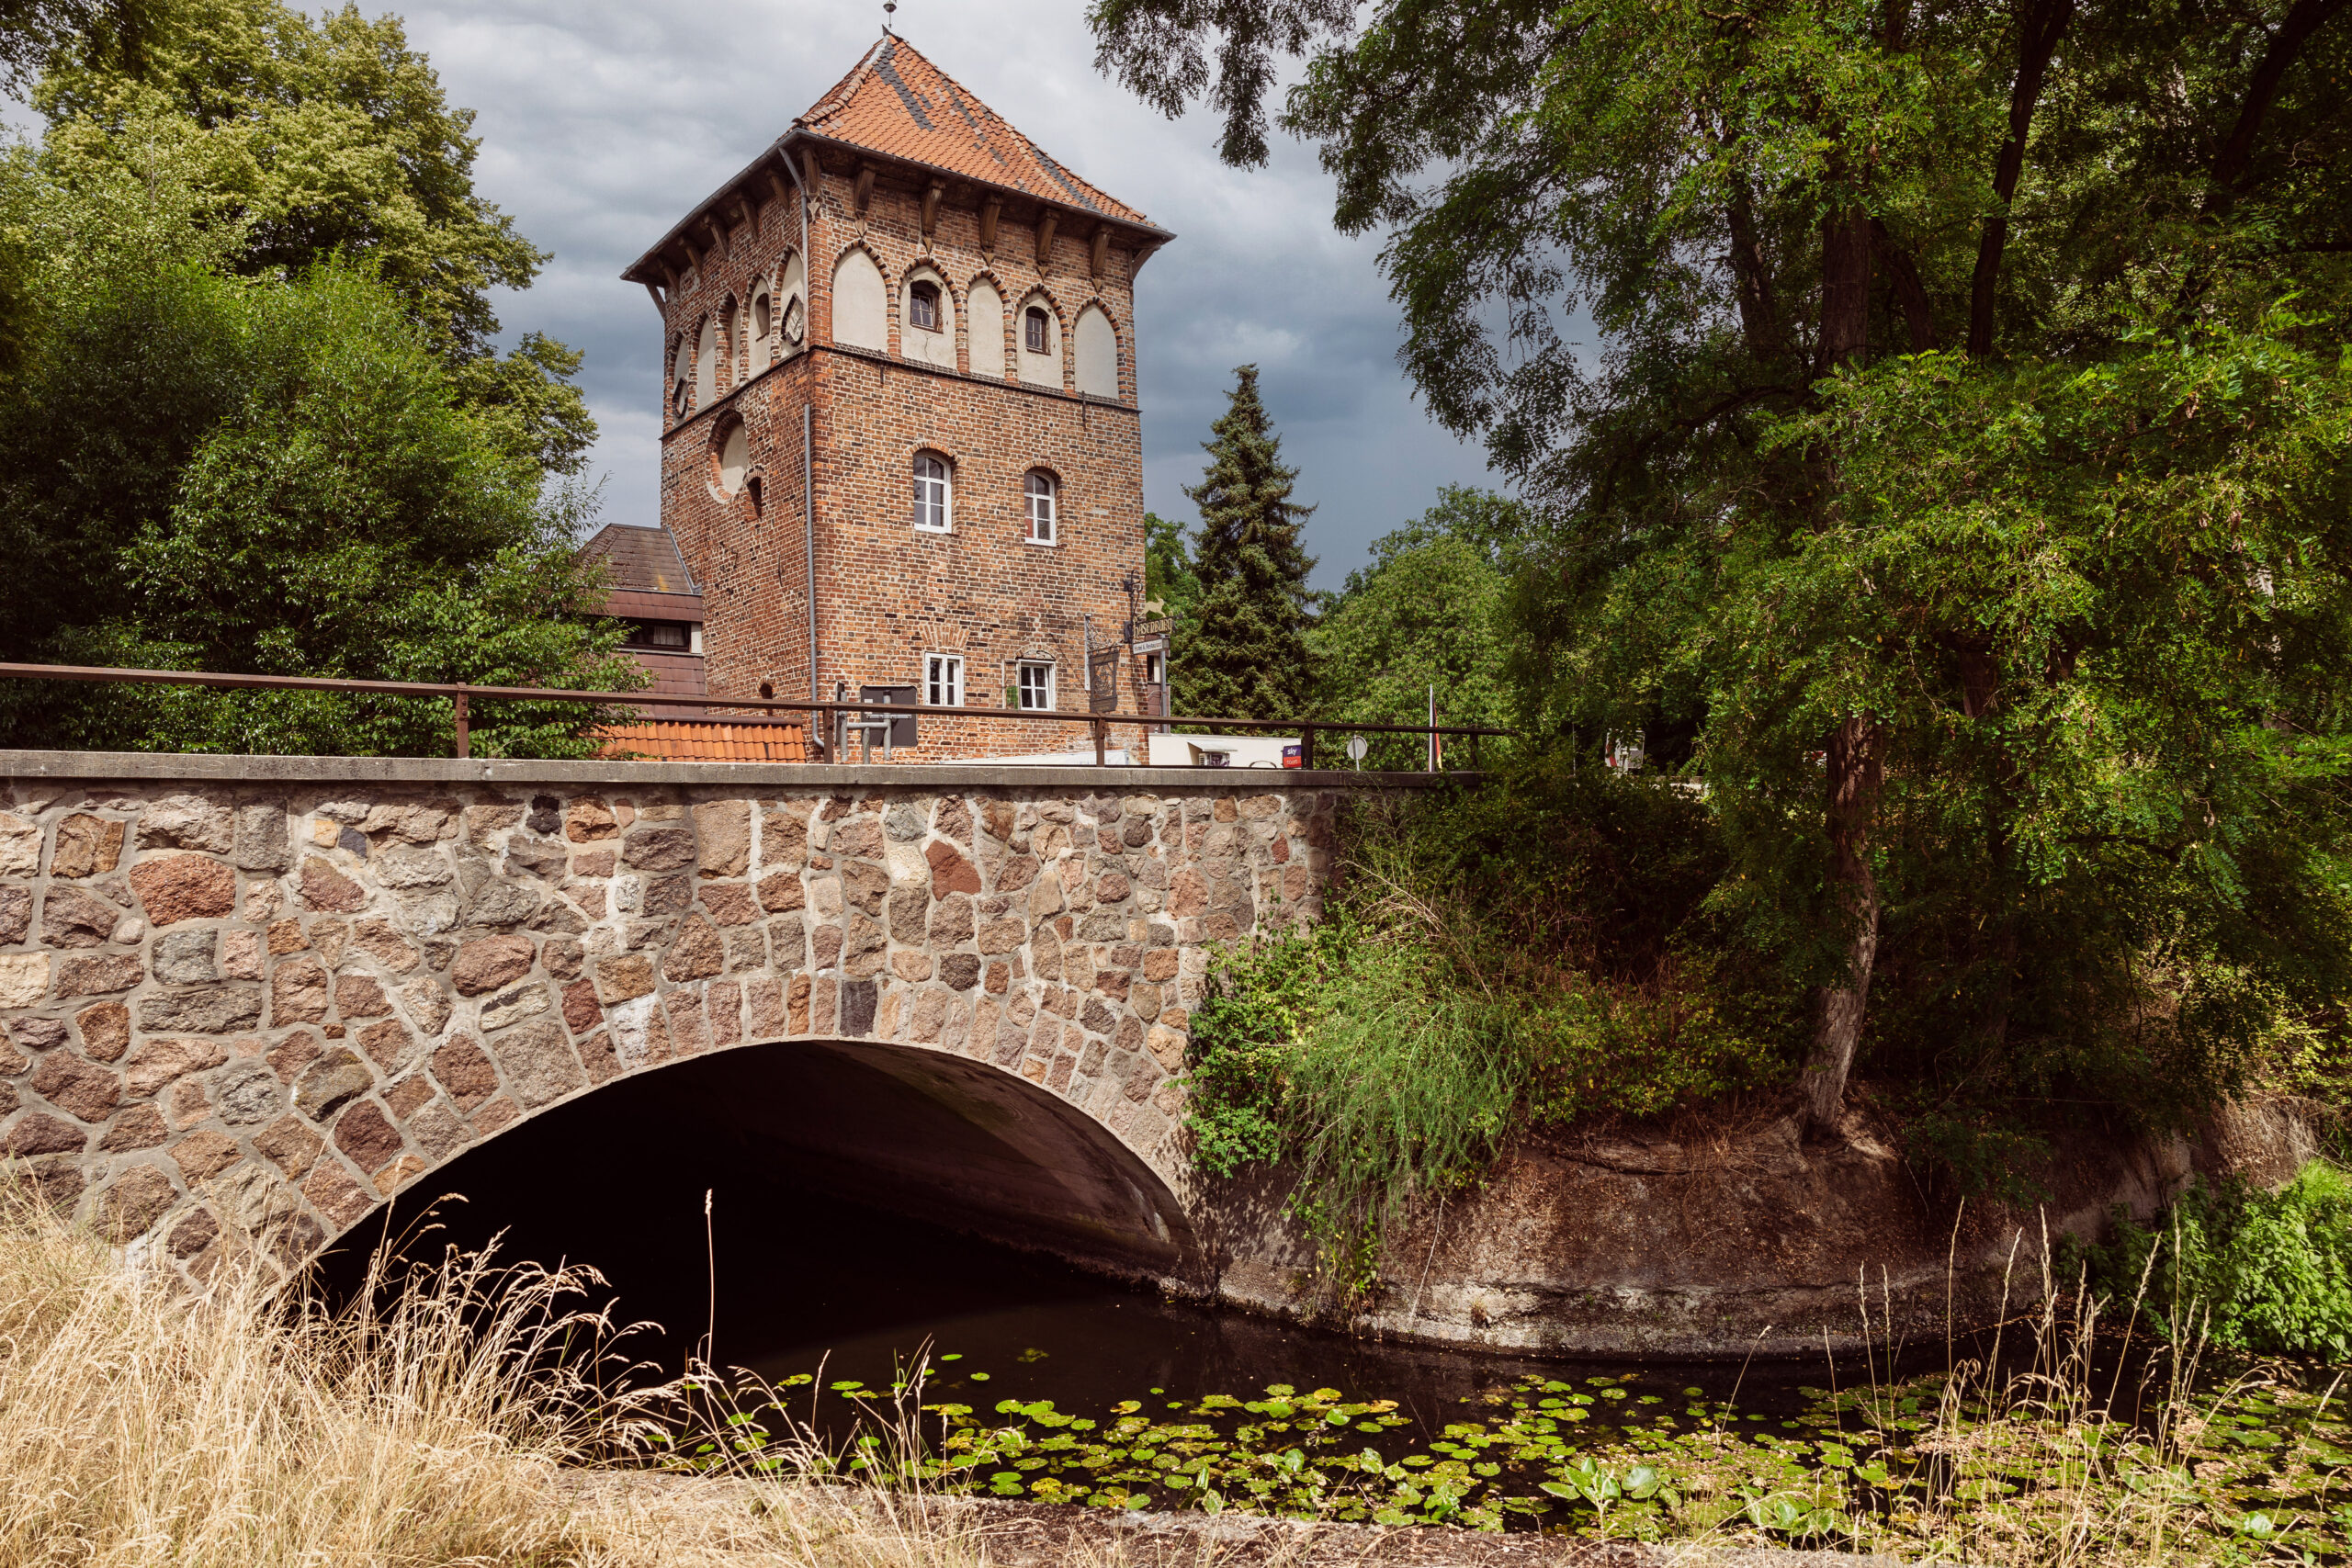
[600,720,810,763]
[797,36,1148,226]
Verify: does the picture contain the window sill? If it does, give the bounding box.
[1023,536,1058,547]
[913,525,955,536]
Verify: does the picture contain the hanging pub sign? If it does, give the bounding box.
[1089,647,1121,712]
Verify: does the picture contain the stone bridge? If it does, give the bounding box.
[0,753,1441,1288]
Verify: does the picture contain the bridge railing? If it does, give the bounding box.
[0,661,1510,771]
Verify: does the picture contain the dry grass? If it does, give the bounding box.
[0,1186,990,1568]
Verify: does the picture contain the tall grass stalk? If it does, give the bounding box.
[0,1187,985,1567]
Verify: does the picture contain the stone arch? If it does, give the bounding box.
[965,273,1006,378]
[1074,304,1120,399]
[0,778,1339,1290]
[1014,290,1064,389]
[831,246,888,352]
[343,1033,1199,1280]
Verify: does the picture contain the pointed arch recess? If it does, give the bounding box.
[831,247,888,353]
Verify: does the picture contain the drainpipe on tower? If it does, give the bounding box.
[778,142,820,711]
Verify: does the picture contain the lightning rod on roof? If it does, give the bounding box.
[882,1,895,34]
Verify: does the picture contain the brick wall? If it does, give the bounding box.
[652,151,1154,761]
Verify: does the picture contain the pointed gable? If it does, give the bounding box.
[797,36,1149,226]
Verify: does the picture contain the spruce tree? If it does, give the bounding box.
[1182,365,1317,721]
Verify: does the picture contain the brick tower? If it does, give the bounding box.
[620,34,1172,760]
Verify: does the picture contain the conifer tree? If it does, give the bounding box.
[1182,365,1317,721]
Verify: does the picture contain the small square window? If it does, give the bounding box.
[1017,661,1054,711]
[926,654,963,708]
[910,280,942,333]
[1024,307,1050,355]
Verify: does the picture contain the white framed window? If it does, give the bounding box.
[1144,650,1165,686]
[925,654,963,708]
[1024,306,1050,355]
[1024,471,1057,545]
[912,453,953,532]
[1016,660,1055,711]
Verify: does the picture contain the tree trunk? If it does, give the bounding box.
[1800,716,1883,1135]
[1967,0,2075,359]
[1816,205,1873,374]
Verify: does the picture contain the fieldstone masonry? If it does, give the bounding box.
[0,756,1385,1284]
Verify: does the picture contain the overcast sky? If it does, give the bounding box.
[371,0,1493,592]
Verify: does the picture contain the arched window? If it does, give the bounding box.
[909,280,941,332]
[1075,306,1118,397]
[832,249,888,351]
[1024,307,1049,355]
[695,318,718,407]
[752,291,773,366]
[671,334,692,418]
[1024,471,1057,545]
[912,453,953,533]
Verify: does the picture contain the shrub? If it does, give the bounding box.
[2089,1162,2352,1359]
[1183,753,1804,1286]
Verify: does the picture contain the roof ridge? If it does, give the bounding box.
[796,34,891,128]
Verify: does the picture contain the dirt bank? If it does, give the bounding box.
[1195,1096,2316,1358]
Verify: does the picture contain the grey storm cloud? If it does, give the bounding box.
[401,0,1499,587]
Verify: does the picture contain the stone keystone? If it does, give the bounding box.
[128,854,239,926]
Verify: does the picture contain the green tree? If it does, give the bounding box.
[1312,488,1525,767]
[35,0,592,470]
[1143,508,1203,711]
[1182,365,1317,721]
[1093,0,2352,1134]
[0,174,635,756]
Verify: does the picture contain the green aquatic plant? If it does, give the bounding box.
[654,1285,2352,1562]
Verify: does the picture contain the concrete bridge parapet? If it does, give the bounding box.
[0,753,1442,1284]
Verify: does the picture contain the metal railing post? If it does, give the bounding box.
[452,689,469,759]
[1299,722,1317,771]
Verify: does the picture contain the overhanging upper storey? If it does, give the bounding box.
[620,35,1172,288]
